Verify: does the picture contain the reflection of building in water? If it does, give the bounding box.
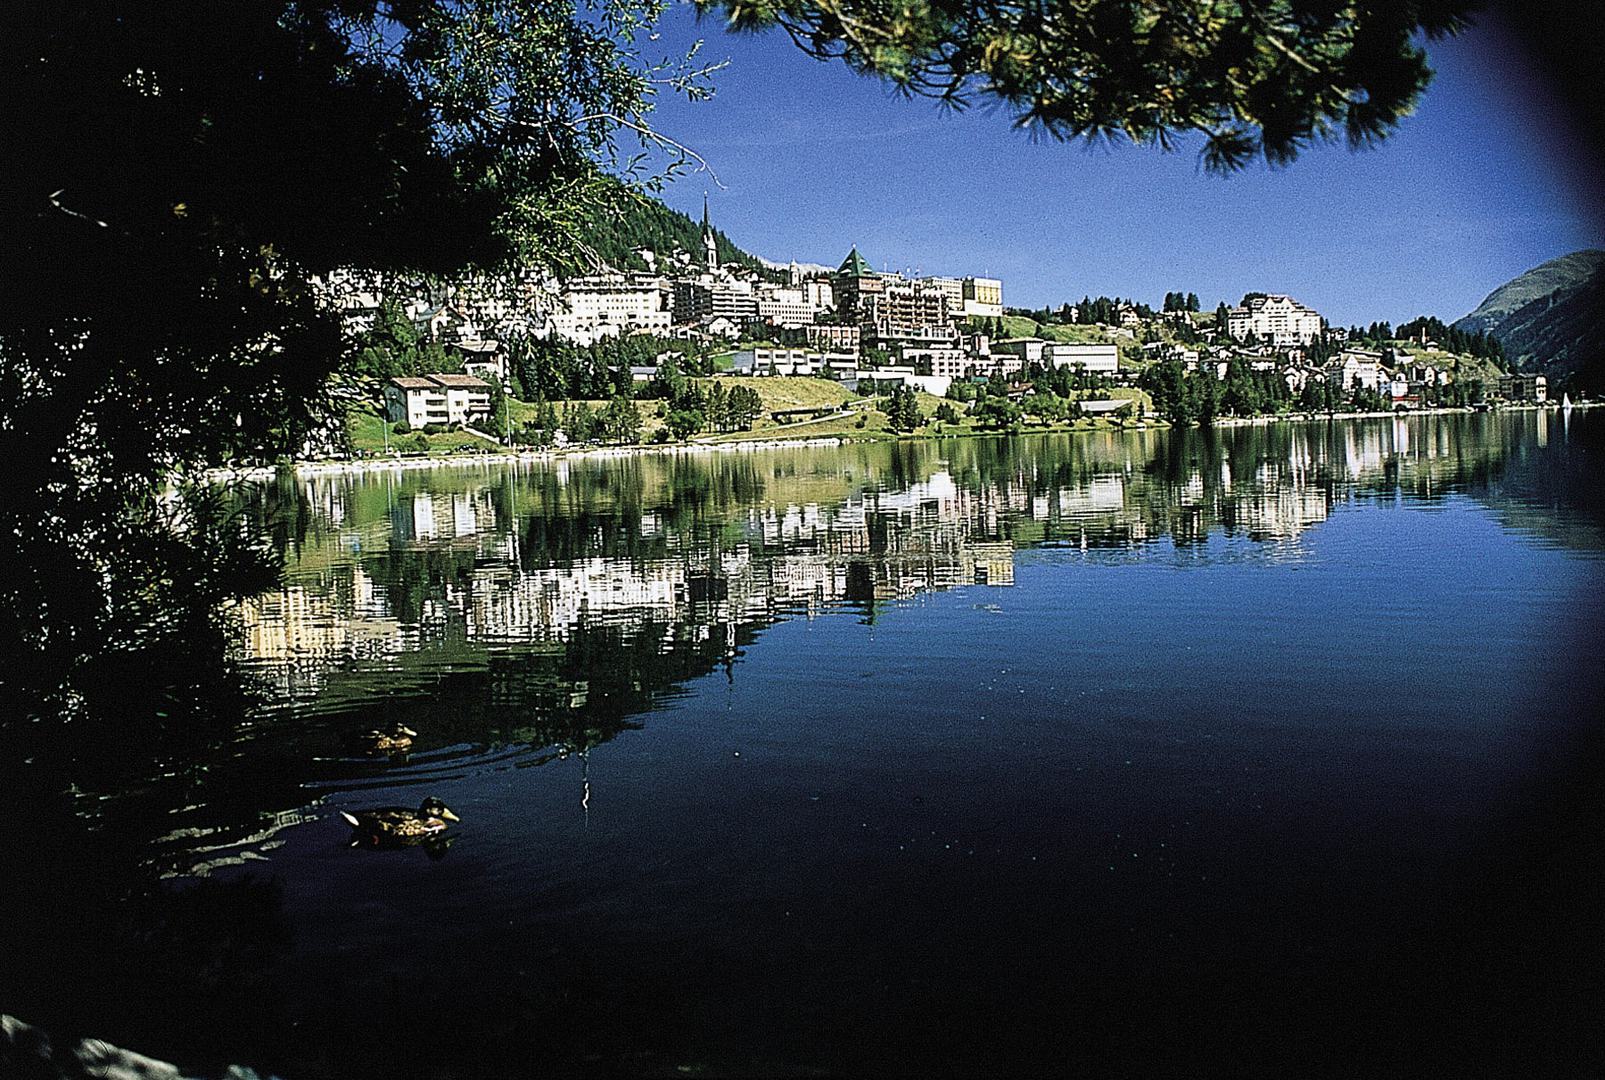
[232,420,1488,692]
[386,487,499,545]
[231,469,1018,690]
[232,565,402,699]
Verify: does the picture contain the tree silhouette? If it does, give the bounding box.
[705,0,1473,170]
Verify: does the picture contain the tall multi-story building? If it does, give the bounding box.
[550,273,671,345]
[754,283,824,328]
[1227,295,1323,346]
[835,249,1000,340]
[960,277,1004,318]
[806,324,861,355]
[673,279,758,325]
[1498,373,1548,402]
[901,346,971,379]
[833,246,883,321]
[800,278,834,311]
[919,276,965,310]
[864,280,949,338]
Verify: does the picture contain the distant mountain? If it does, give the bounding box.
[1455,250,1605,335]
[1454,250,1605,391]
[760,256,835,276]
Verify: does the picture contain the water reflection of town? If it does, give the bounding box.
[234,413,1523,705]
[236,468,1017,704]
[116,412,1532,878]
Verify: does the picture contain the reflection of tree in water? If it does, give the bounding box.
[0,600,763,1075]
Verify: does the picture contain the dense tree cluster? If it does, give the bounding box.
[1141,357,1298,425]
[349,302,461,379]
[884,384,923,432]
[1144,353,1489,426]
[1162,292,1202,313]
[1394,316,1506,362]
[579,179,769,273]
[506,333,712,402]
[1028,361,1115,398]
[654,375,765,439]
[1070,296,1154,325]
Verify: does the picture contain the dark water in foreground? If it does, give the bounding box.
[4,412,1603,1078]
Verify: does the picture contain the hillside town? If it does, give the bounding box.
[315,199,1544,451]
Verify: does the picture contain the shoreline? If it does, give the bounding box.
[201,400,1588,484]
[203,434,856,484]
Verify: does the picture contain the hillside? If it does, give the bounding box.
[579,184,765,273]
[1454,249,1605,391]
[1454,250,1605,335]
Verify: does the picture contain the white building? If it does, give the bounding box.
[901,346,971,379]
[914,276,1003,320]
[384,373,493,429]
[1043,343,1119,374]
[754,283,824,328]
[918,276,965,311]
[385,377,447,429]
[1327,350,1384,392]
[801,279,835,311]
[673,278,758,326]
[1227,295,1324,346]
[990,338,1048,366]
[730,348,822,376]
[960,277,1004,319]
[457,339,507,390]
[856,366,952,398]
[550,273,671,345]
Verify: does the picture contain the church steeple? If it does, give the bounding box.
[701,192,718,270]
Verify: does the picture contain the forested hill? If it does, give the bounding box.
[579,185,765,273]
[1454,250,1605,335]
[1454,250,1605,393]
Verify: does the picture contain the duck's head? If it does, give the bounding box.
[390,723,419,738]
[419,797,460,822]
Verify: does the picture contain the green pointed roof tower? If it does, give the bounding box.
[837,246,875,277]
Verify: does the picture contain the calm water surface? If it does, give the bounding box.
[5,411,1603,1078]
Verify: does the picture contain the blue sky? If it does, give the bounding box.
[638,6,1604,326]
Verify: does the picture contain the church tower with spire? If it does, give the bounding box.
[701,193,718,271]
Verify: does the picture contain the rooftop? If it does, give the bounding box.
[837,247,876,278]
[428,373,492,388]
[390,373,491,390]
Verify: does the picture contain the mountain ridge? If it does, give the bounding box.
[1454,250,1605,392]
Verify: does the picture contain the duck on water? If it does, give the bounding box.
[340,796,460,845]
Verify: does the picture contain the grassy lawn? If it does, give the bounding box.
[1081,386,1153,407]
[1040,323,1117,345]
[997,314,1041,339]
[702,375,857,412]
[996,314,1117,346]
[504,397,666,441]
[700,407,892,443]
[341,376,1157,459]
[346,407,501,456]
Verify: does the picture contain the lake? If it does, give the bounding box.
[4,411,1602,1078]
